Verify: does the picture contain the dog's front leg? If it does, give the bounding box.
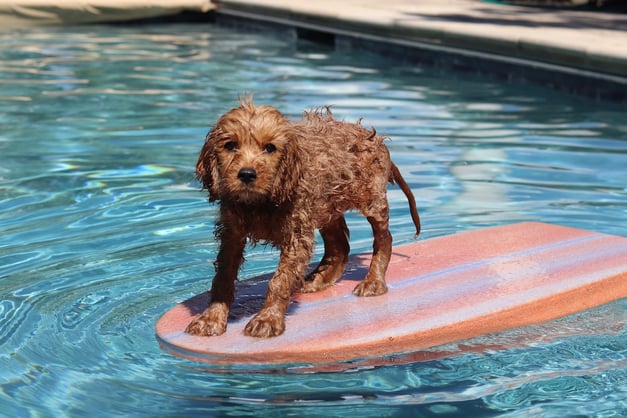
[186,226,246,336]
[245,230,314,338]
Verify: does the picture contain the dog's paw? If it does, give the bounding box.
[185,304,228,336]
[244,308,285,338]
[298,274,332,293]
[352,280,388,297]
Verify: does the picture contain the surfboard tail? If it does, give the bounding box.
[390,162,421,238]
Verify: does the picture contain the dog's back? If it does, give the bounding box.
[294,108,392,226]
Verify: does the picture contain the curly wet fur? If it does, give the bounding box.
[186,97,420,338]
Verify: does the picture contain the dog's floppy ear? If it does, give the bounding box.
[196,130,222,202]
[271,129,303,206]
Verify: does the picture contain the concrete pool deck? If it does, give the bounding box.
[213,0,627,99]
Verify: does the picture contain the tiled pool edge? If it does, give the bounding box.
[210,3,627,103]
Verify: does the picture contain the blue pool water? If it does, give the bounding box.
[1,23,626,417]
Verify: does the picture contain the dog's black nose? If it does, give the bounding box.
[237,167,257,184]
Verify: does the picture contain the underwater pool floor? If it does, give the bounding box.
[0,23,626,417]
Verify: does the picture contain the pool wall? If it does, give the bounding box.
[211,1,627,102]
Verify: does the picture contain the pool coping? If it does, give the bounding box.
[211,0,627,102]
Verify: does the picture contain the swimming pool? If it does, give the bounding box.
[0,23,625,416]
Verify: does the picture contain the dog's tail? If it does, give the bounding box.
[390,163,421,239]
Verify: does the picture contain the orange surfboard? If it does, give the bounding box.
[156,222,627,367]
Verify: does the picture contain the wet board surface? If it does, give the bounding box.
[156,222,627,366]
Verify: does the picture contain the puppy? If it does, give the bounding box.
[186,97,421,338]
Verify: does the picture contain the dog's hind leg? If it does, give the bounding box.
[353,210,392,297]
[299,216,350,293]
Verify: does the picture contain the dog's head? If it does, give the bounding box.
[196,98,302,206]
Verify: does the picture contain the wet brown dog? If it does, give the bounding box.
[186,98,421,338]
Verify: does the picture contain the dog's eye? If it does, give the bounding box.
[224,141,237,151]
[264,143,277,154]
